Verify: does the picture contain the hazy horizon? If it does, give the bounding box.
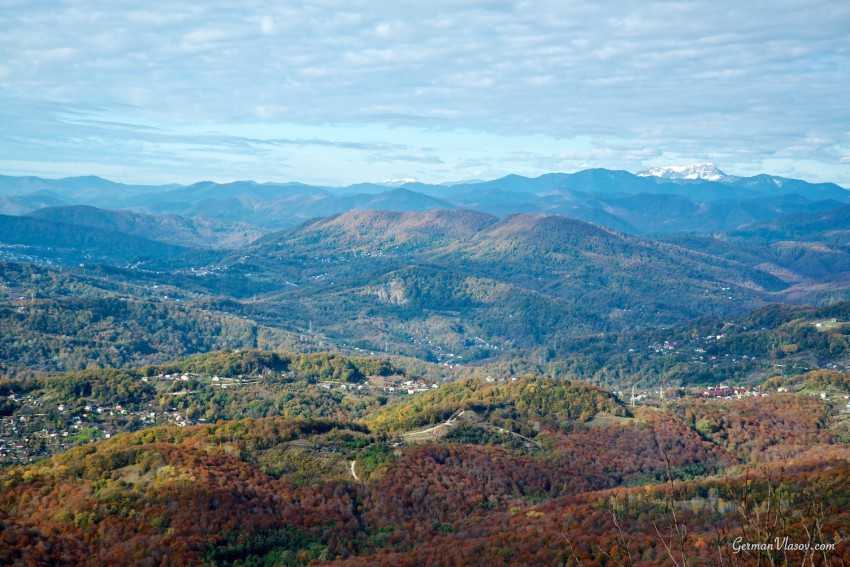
[2,1,849,187]
[3,161,848,191]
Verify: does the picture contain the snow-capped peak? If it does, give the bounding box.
[380,177,418,187]
[637,163,730,182]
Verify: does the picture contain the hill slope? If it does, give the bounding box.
[0,214,189,264]
[232,210,788,363]
[29,205,266,249]
[1,372,847,565]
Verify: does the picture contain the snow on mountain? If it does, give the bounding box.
[637,163,732,182]
[380,178,419,187]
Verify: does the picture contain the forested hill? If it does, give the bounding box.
[253,209,498,251]
[662,204,850,289]
[532,301,850,387]
[212,209,798,363]
[0,213,189,264]
[0,261,311,377]
[251,210,787,297]
[28,205,266,249]
[2,361,849,565]
[3,205,850,375]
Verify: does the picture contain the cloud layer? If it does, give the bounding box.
[1,0,849,185]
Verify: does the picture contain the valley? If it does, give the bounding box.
[1,168,850,565]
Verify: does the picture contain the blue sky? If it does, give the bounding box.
[1,0,849,187]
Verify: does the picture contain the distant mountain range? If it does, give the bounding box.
[1,166,847,244]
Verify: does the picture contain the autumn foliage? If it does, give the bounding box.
[2,381,850,566]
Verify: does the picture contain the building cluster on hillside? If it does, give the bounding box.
[365,378,439,395]
[0,370,276,465]
[648,332,732,356]
[0,394,130,465]
[698,385,752,399]
[648,341,677,354]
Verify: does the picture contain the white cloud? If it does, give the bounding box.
[0,0,848,185]
[260,16,275,35]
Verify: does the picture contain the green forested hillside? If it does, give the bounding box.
[518,302,850,387]
[0,349,412,464]
[29,205,266,249]
[366,376,627,432]
[0,297,307,376]
[205,210,801,365]
[4,207,850,383]
[663,205,850,289]
[0,213,189,263]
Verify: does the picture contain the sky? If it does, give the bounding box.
[1,0,849,187]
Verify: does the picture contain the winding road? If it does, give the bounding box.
[402,410,466,438]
